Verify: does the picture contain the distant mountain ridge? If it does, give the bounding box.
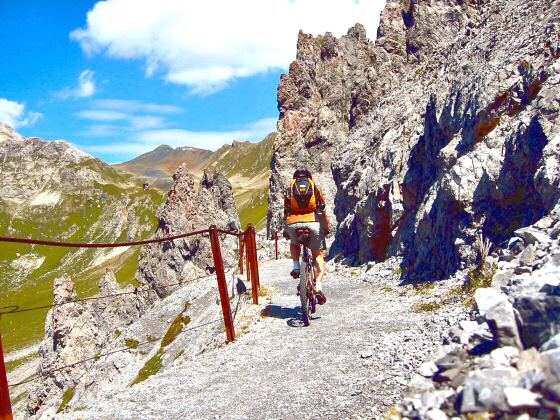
[114,133,276,230]
[0,123,164,352]
[114,144,214,188]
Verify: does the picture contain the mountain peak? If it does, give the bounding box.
[0,122,24,143]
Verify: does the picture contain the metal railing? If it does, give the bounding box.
[0,224,262,419]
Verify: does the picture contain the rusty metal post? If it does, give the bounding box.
[238,234,244,275]
[250,226,260,289]
[245,227,258,305]
[275,230,279,260]
[0,334,13,420]
[209,225,235,343]
[244,231,252,289]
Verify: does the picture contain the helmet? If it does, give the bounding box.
[293,168,312,179]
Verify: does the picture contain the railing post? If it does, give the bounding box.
[244,230,252,293]
[275,231,279,260]
[238,234,244,275]
[0,334,13,420]
[209,226,235,343]
[250,226,260,289]
[246,226,258,305]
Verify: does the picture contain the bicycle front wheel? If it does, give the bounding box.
[299,261,311,326]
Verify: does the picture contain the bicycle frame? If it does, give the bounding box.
[296,228,317,325]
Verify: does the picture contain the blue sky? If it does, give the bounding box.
[0,0,384,163]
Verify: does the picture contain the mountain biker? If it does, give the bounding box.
[283,168,330,305]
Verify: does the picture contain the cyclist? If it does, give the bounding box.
[283,168,330,304]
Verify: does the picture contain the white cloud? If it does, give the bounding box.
[82,117,277,157]
[56,70,96,99]
[129,115,168,130]
[0,98,43,128]
[76,109,127,121]
[72,0,385,94]
[83,124,122,137]
[92,99,183,114]
[79,99,181,136]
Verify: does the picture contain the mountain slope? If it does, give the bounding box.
[203,133,276,230]
[114,145,214,190]
[0,124,164,352]
[113,133,276,231]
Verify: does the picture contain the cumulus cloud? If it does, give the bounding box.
[82,116,277,158]
[71,0,385,94]
[56,70,96,99]
[0,98,43,128]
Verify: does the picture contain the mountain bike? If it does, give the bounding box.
[294,227,317,326]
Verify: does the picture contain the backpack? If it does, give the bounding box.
[288,177,317,213]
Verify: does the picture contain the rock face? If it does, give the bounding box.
[267,24,379,236]
[268,0,560,281]
[136,165,241,298]
[0,123,95,203]
[27,270,139,415]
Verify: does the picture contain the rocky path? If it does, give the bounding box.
[70,259,466,419]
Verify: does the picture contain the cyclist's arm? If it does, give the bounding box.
[283,189,291,238]
[315,187,330,234]
[283,189,291,222]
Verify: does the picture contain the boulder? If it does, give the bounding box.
[435,349,468,371]
[421,390,455,410]
[474,288,508,317]
[490,346,520,367]
[485,301,523,349]
[425,408,449,420]
[460,368,519,412]
[514,227,552,246]
[448,326,470,344]
[518,244,536,266]
[508,237,525,255]
[459,320,479,334]
[514,294,560,348]
[503,387,541,408]
[418,361,438,378]
[491,269,514,289]
[543,349,560,380]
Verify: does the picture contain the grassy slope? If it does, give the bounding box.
[0,160,164,353]
[203,133,275,230]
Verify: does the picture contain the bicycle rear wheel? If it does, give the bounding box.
[299,261,311,326]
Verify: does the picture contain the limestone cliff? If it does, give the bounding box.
[27,270,139,415]
[268,0,560,282]
[136,164,241,298]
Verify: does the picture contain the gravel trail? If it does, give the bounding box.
[70,259,464,419]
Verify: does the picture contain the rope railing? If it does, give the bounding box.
[0,224,262,418]
[0,273,213,316]
[0,228,212,248]
[7,265,243,390]
[8,316,227,389]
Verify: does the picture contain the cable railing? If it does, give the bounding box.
[0,224,263,419]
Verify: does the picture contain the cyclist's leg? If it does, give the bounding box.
[290,243,301,262]
[286,223,302,277]
[312,249,326,284]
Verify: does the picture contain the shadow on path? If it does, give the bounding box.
[262,304,322,328]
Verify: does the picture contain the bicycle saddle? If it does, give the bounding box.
[295,228,311,244]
